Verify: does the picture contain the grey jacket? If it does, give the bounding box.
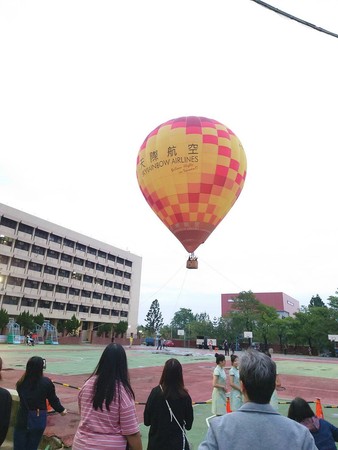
[198,402,318,450]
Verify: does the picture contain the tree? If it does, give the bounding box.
[309,294,326,308]
[16,311,35,335]
[34,313,45,326]
[144,299,164,335]
[170,308,194,338]
[228,291,262,343]
[97,323,112,337]
[328,289,338,309]
[255,304,279,350]
[0,308,9,334]
[64,315,81,336]
[114,320,128,337]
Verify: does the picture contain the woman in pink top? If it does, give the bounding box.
[73,343,142,450]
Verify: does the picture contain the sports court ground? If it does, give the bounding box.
[1,344,338,449]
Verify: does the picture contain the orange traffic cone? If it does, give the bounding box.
[46,399,54,413]
[315,398,324,419]
[226,396,232,413]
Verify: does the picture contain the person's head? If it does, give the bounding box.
[92,343,134,410]
[230,354,239,366]
[215,353,225,365]
[239,350,276,404]
[288,397,315,422]
[16,356,44,389]
[159,358,188,400]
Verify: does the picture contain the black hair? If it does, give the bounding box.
[91,343,134,411]
[16,356,44,390]
[230,354,238,364]
[215,353,225,364]
[288,397,315,422]
[159,358,189,400]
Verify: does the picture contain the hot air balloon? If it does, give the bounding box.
[136,116,247,268]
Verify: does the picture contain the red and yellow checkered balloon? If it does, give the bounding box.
[136,116,247,253]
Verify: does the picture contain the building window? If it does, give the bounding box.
[56,285,67,294]
[111,310,119,316]
[0,255,9,265]
[41,282,54,292]
[98,250,107,259]
[72,271,82,281]
[125,260,132,267]
[124,272,131,279]
[120,311,128,317]
[66,303,77,312]
[85,260,95,269]
[47,249,60,260]
[103,294,112,301]
[93,292,102,300]
[113,295,121,303]
[11,258,27,269]
[102,309,110,315]
[76,243,86,252]
[53,302,65,310]
[83,275,93,283]
[44,266,57,275]
[38,300,51,308]
[59,269,70,278]
[69,288,80,296]
[81,290,91,298]
[1,217,17,229]
[28,262,43,272]
[115,269,123,277]
[91,307,100,314]
[108,254,116,262]
[3,295,19,305]
[117,257,124,265]
[104,280,113,288]
[64,238,75,249]
[122,298,129,304]
[32,244,46,256]
[87,246,97,256]
[123,285,130,292]
[7,276,23,287]
[50,234,62,244]
[95,278,103,286]
[96,264,104,272]
[15,240,30,252]
[114,282,122,290]
[21,298,36,307]
[18,223,33,235]
[61,253,72,263]
[35,229,48,239]
[0,236,13,247]
[106,267,114,275]
[25,279,39,289]
[74,257,84,267]
[79,305,89,313]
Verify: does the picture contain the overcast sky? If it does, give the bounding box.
[1,0,337,325]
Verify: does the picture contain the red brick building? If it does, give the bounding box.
[221,292,300,318]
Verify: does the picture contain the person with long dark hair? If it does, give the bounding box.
[0,357,12,447]
[72,343,142,450]
[288,397,338,450]
[144,358,193,450]
[13,356,67,450]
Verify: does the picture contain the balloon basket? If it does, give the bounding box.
[186,258,198,269]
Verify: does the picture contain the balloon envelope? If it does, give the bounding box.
[136,116,247,253]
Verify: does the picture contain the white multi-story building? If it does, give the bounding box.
[0,203,142,338]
